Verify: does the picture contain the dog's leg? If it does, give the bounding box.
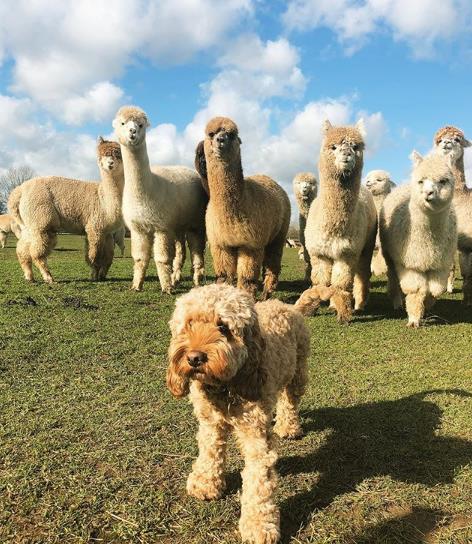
[234,412,280,544]
[187,417,230,500]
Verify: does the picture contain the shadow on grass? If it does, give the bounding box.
[279,389,472,542]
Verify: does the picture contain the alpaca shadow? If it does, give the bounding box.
[53,247,80,252]
[278,389,472,542]
[352,506,445,543]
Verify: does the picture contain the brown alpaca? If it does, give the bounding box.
[295,120,377,323]
[8,138,124,282]
[433,126,472,304]
[198,117,291,299]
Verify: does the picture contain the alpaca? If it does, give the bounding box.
[112,106,207,293]
[292,172,318,281]
[433,126,472,303]
[0,214,21,248]
[365,170,396,276]
[295,120,377,323]
[379,152,457,327]
[8,138,124,282]
[113,226,126,257]
[197,117,291,299]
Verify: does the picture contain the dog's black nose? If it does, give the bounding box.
[187,351,208,368]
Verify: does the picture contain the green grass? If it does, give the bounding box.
[1,235,472,544]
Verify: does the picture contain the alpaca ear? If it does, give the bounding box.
[389,180,396,189]
[322,120,332,134]
[410,150,423,167]
[97,136,105,144]
[356,118,367,138]
[194,140,209,196]
[238,136,242,144]
[144,116,150,128]
[112,117,119,129]
[230,319,267,401]
[464,138,472,148]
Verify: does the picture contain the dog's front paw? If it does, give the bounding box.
[239,518,280,544]
[186,471,225,500]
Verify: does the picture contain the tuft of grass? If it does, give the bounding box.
[1,235,472,543]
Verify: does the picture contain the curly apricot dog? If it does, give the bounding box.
[167,284,310,544]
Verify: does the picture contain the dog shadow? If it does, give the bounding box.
[278,389,472,542]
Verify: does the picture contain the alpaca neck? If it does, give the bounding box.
[98,168,124,223]
[121,140,154,195]
[409,199,449,234]
[207,154,245,214]
[319,157,362,230]
[451,155,469,193]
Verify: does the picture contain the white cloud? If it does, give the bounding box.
[283,0,471,57]
[0,0,254,125]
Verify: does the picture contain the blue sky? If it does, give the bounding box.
[0,0,471,211]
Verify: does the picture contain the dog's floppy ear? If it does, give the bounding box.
[230,318,267,401]
[166,341,190,398]
[194,140,209,196]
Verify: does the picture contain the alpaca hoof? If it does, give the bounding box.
[407,320,421,328]
[187,471,225,500]
[130,285,143,292]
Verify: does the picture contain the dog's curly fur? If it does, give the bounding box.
[167,283,310,544]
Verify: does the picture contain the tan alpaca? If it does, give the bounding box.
[292,172,318,281]
[380,152,457,327]
[113,106,207,293]
[365,170,396,276]
[8,138,124,282]
[198,117,291,299]
[433,126,472,304]
[295,120,377,323]
[0,214,21,248]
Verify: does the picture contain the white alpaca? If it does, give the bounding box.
[365,170,396,276]
[292,172,318,281]
[380,152,457,327]
[0,214,21,248]
[295,120,377,323]
[113,106,207,293]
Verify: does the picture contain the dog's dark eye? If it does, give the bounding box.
[217,321,230,335]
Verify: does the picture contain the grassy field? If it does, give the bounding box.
[1,234,472,544]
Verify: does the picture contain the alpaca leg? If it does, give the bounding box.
[98,234,115,280]
[295,256,333,316]
[29,230,56,283]
[153,231,175,294]
[261,233,285,300]
[234,416,280,544]
[371,249,388,276]
[459,251,472,306]
[130,229,153,291]
[16,235,34,281]
[85,229,103,281]
[299,218,311,282]
[237,248,264,297]
[187,418,230,500]
[0,232,6,248]
[187,229,206,286]
[405,292,426,328]
[459,251,472,279]
[331,260,355,323]
[211,244,237,284]
[447,262,455,294]
[171,235,185,286]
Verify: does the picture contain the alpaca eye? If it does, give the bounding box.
[418,180,424,185]
[331,145,336,150]
[439,179,448,185]
[138,124,143,128]
[208,132,215,138]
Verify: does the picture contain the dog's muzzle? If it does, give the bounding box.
[187,351,208,368]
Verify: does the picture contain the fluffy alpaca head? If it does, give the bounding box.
[321,119,366,175]
[167,284,266,400]
[293,172,318,201]
[112,105,150,148]
[410,151,455,213]
[365,170,395,196]
[433,126,471,163]
[97,137,123,173]
[203,116,242,162]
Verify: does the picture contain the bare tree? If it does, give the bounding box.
[0,166,36,214]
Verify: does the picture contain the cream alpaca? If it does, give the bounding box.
[197,117,291,299]
[0,214,21,248]
[379,153,457,327]
[167,283,309,544]
[8,138,124,282]
[295,120,377,323]
[113,106,207,293]
[292,172,318,281]
[433,126,472,303]
[365,170,396,276]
